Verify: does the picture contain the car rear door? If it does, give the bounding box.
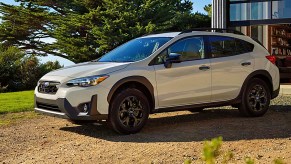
[207,35,255,102]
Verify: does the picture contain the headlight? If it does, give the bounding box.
[66,75,109,87]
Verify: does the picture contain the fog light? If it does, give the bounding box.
[78,103,90,113]
[84,104,88,112]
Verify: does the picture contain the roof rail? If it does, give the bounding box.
[142,31,179,37]
[180,28,245,35]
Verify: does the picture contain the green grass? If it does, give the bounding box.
[0,111,38,126]
[0,90,34,114]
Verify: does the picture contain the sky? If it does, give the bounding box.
[1,0,212,66]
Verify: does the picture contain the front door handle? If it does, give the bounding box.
[199,65,210,71]
[241,62,251,66]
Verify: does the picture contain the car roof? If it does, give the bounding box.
[140,32,181,38]
[140,31,244,38]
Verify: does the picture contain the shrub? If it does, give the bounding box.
[0,45,62,92]
[185,137,286,164]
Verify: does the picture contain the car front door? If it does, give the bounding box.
[153,36,211,108]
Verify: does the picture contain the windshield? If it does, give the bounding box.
[98,37,172,62]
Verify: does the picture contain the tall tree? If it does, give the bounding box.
[0,44,62,92]
[0,0,102,62]
[0,45,24,89]
[93,0,195,54]
[204,4,212,17]
[0,0,211,63]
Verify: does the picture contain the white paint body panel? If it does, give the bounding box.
[210,53,254,102]
[154,59,211,107]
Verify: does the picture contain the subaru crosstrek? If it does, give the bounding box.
[35,29,280,134]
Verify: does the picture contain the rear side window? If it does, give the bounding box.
[236,39,254,54]
[208,36,254,58]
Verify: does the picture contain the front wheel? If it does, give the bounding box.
[238,78,271,117]
[109,88,150,134]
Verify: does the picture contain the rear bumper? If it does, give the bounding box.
[34,95,108,121]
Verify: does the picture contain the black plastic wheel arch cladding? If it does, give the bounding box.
[107,76,155,111]
[239,70,275,99]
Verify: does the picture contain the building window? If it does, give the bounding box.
[230,3,248,21]
[251,2,271,20]
[251,25,263,44]
[230,1,271,21]
[272,0,291,19]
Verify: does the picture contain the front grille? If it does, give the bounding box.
[38,81,60,94]
[36,102,61,112]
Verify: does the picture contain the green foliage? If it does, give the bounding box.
[0,0,211,63]
[0,45,24,89]
[273,158,286,164]
[202,136,223,164]
[0,111,38,126]
[19,56,41,90]
[0,90,34,114]
[204,4,212,17]
[222,151,234,164]
[93,0,195,54]
[245,157,255,164]
[193,137,287,164]
[185,136,233,164]
[0,45,62,92]
[184,159,191,164]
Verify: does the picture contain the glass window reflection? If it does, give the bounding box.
[230,2,271,21]
[272,0,291,19]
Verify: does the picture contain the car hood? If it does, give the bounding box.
[45,62,130,78]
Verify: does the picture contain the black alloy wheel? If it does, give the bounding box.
[247,84,268,112]
[118,96,144,128]
[109,88,150,134]
[238,78,271,117]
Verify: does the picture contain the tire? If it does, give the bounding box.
[188,108,204,113]
[238,78,271,117]
[109,88,150,134]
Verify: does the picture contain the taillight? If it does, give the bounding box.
[266,55,276,64]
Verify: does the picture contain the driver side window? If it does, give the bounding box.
[155,36,205,64]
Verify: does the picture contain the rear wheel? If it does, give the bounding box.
[109,88,150,134]
[238,78,271,117]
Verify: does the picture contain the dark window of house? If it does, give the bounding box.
[251,25,263,44]
[209,36,254,58]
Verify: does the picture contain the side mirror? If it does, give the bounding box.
[164,53,181,68]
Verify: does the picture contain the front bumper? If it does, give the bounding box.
[35,95,108,121]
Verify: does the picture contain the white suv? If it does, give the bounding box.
[35,29,280,134]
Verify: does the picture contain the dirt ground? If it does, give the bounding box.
[0,104,290,163]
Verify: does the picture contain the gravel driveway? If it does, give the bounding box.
[0,96,290,163]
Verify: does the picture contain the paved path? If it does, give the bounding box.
[280,85,291,95]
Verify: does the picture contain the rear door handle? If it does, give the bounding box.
[241,62,251,66]
[199,65,210,71]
